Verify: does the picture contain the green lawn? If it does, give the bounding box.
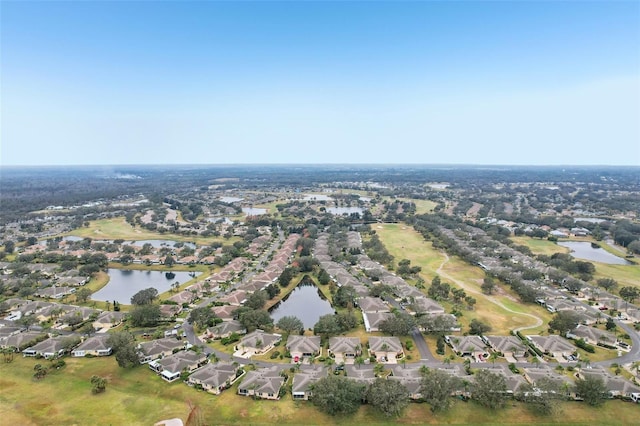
[510,236,568,256]
[2,356,638,425]
[65,217,237,246]
[374,224,551,335]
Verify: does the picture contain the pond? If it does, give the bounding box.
[326,207,363,215]
[557,241,632,265]
[92,269,202,304]
[303,194,333,201]
[269,276,335,329]
[243,207,268,216]
[220,196,244,203]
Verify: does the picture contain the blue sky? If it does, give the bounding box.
[2,1,639,166]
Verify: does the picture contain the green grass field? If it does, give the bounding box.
[66,217,236,246]
[510,236,640,290]
[1,356,638,425]
[374,224,552,335]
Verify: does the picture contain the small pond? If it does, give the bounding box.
[92,269,202,304]
[558,241,632,265]
[269,276,335,329]
[303,194,333,201]
[220,196,244,203]
[243,207,268,216]
[326,207,363,215]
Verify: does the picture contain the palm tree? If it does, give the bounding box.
[355,356,365,369]
[489,352,499,365]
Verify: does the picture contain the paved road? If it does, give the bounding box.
[382,295,435,361]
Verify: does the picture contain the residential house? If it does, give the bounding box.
[187,362,242,395]
[328,336,362,364]
[138,337,185,364]
[92,311,125,330]
[522,366,574,396]
[363,311,394,332]
[483,335,528,359]
[475,365,528,395]
[212,305,237,321]
[218,290,248,306]
[159,304,182,319]
[579,367,640,399]
[357,297,389,314]
[23,335,80,359]
[291,365,329,400]
[409,298,445,316]
[34,286,75,299]
[235,330,281,358]
[149,350,208,382]
[526,335,576,360]
[286,335,321,363]
[368,336,404,363]
[205,320,246,339]
[71,335,112,357]
[445,335,488,359]
[1,331,46,351]
[237,366,285,400]
[566,325,617,347]
[345,364,376,385]
[388,365,424,400]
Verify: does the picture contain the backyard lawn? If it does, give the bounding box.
[1,356,638,425]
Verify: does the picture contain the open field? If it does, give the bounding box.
[374,224,552,335]
[510,236,640,290]
[65,217,237,246]
[510,236,568,256]
[399,198,438,215]
[2,356,639,425]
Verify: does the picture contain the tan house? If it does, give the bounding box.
[328,336,362,364]
[292,365,329,400]
[286,335,321,363]
[238,366,285,400]
[234,330,281,358]
[148,350,208,382]
[368,336,404,364]
[187,362,242,395]
[71,335,112,357]
[137,337,185,364]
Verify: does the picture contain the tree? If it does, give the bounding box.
[265,283,280,299]
[278,267,295,287]
[420,368,461,412]
[310,375,365,416]
[164,255,175,267]
[189,307,218,331]
[548,311,580,336]
[90,375,107,394]
[1,346,16,363]
[276,316,304,335]
[469,319,491,335]
[472,369,507,410]
[107,332,139,368]
[516,377,563,416]
[239,309,273,332]
[130,288,158,305]
[605,317,617,332]
[379,313,415,336]
[596,278,618,292]
[317,269,331,285]
[129,304,161,327]
[574,375,607,406]
[245,290,267,310]
[366,378,410,417]
[369,284,394,298]
[314,314,341,339]
[33,363,48,380]
[620,286,640,308]
[335,312,358,332]
[420,314,458,335]
[75,287,92,303]
[333,286,357,308]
